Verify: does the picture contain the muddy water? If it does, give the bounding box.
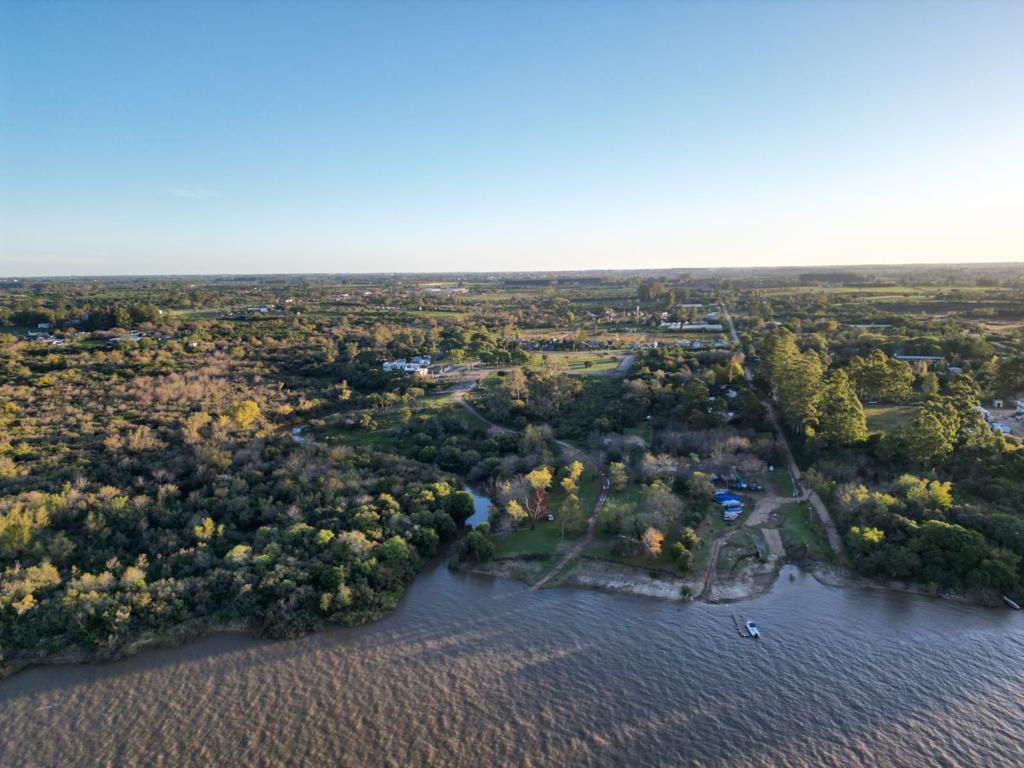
[1,564,1022,768]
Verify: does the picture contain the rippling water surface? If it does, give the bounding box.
[1,563,1022,767]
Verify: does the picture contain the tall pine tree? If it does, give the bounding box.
[816,369,867,445]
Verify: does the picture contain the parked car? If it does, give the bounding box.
[546,513,555,522]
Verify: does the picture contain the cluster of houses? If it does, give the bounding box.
[24,330,63,345]
[674,338,730,350]
[382,355,434,376]
[21,328,170,348]
[979,400,1024,436]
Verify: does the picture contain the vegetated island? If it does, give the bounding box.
[3,267,1024,677]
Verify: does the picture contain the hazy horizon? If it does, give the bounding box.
[2,1,1022,277]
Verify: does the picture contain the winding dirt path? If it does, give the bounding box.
[451,385,513,433]
[531,474,610,590]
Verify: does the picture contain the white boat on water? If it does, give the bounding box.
[745,619,760,638]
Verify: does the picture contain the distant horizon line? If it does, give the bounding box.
[3,260,1024,281]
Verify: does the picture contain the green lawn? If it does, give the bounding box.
[492,523,578,558]
[490,473,600,558]
[865,404,917,434]
[781,502,832,561]
[769,465,797,497]
[521,350,623,374]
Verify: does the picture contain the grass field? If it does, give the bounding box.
[864,404,917,434]
[781,502,832,561]
[492,523,576,558]
[769,465,797,497]
[521,350,623,374]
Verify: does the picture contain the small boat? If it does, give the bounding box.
[745,619,760,638]
[1005,596,1021,610]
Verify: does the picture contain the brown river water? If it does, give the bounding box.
[1,561,1022,768]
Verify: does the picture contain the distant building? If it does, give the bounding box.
[893,354,944,362]
[384,355,431,375]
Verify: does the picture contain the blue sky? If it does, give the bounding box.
[1,1,1021,276]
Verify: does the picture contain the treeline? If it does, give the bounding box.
[756,326,1023,600]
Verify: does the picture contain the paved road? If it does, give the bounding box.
[720,304,752,383]
[610,353,636,377]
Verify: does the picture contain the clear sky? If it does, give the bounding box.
[1,1,1021,276]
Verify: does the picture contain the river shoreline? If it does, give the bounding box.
[3,550,1006,683]
[0,618,255,683]
[459,552,1005,609]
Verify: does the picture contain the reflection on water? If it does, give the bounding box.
[1,564,1022,767]
[463,484,492,527]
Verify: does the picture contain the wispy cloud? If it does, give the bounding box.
[168,187,220,200]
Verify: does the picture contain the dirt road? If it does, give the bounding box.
[699,534,730,600]
[722,302,847,564]
[451,384,512,433]
[532,474,610,589]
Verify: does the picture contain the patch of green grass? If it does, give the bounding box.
[865,404,917,434]
[769,465,797,497]
[492,523,578,558]
[521,350,623,374]
[781,502,832,561]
